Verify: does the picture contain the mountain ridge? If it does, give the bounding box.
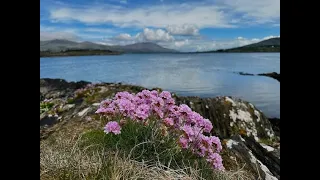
[198,37,280,53]
[40,39,178,53]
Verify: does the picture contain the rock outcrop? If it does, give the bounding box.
[175,96,276,141]
[258,72,280,82]
[225,135,280,180]
[236,71,280,82]
[40,78,90,99]
[268,118,280,137]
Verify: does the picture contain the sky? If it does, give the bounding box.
[40,0,280,52]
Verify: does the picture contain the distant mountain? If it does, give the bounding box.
[243,37,280,48]
[40,39,178,53]
[201,37,280,53]
[40,39,113,52]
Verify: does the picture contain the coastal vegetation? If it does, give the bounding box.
[40,78,280,180]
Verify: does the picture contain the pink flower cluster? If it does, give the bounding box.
[104,121,121,135]
[96,90,224,170]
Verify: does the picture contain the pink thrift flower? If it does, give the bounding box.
[95,107,115,114]
[179,104,192,115]
[197,145,207,157]
[150,90,159,96]
[210,136,222,153]
[164,98,175,106]
[179,136,189,149]
[208,152,224,170]
[104,121,121,135]
[151,97,165,108]
[159,91,172,99]
[203,119,213,133]
[168,105,179,116]
[95,90,224,170]
[100,99,112,108]
[135,104,150,120]
[163,117,174,126]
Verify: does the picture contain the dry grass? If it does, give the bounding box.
[41,129,254,180]
[41,134,196,180]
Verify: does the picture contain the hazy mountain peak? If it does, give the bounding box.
[40,39,178,53]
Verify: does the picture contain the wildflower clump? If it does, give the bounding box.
[95,90,224,170]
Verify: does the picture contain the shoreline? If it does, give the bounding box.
[40,78,280,120]
[40,51,280,58]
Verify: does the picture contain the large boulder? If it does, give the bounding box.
[40,78,89,99]
[175,96,276,141]
[225,135,279,180]
[268,118,280,137]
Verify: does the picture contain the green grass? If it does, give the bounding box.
[258,138,275,146]
[40,102,54,114]
[66,98,75,104]
[80,119,217,178]
[41,117,254,180]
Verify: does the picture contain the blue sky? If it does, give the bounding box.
[40,0,280,51]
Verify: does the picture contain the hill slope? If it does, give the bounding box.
[201,38,280,53]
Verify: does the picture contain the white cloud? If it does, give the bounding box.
[174,39,189,47]
[49,4,233,28]
[262,35,280,40]
[135,28,174,42]
[48,1,279,28]
[40,25,80,41]
[40,25,120,41]
[104,28,174,46]
[237,37,244,40]
[40,25,55,32]
[84,28,117,34]
[166,24,199,36]
[221,0,280,24]
[40,31,80,41]
[120,0,127,4]
[114,33,132,40]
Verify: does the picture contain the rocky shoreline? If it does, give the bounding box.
[40,78,280,180]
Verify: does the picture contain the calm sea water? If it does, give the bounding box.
[40,53,280,118]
